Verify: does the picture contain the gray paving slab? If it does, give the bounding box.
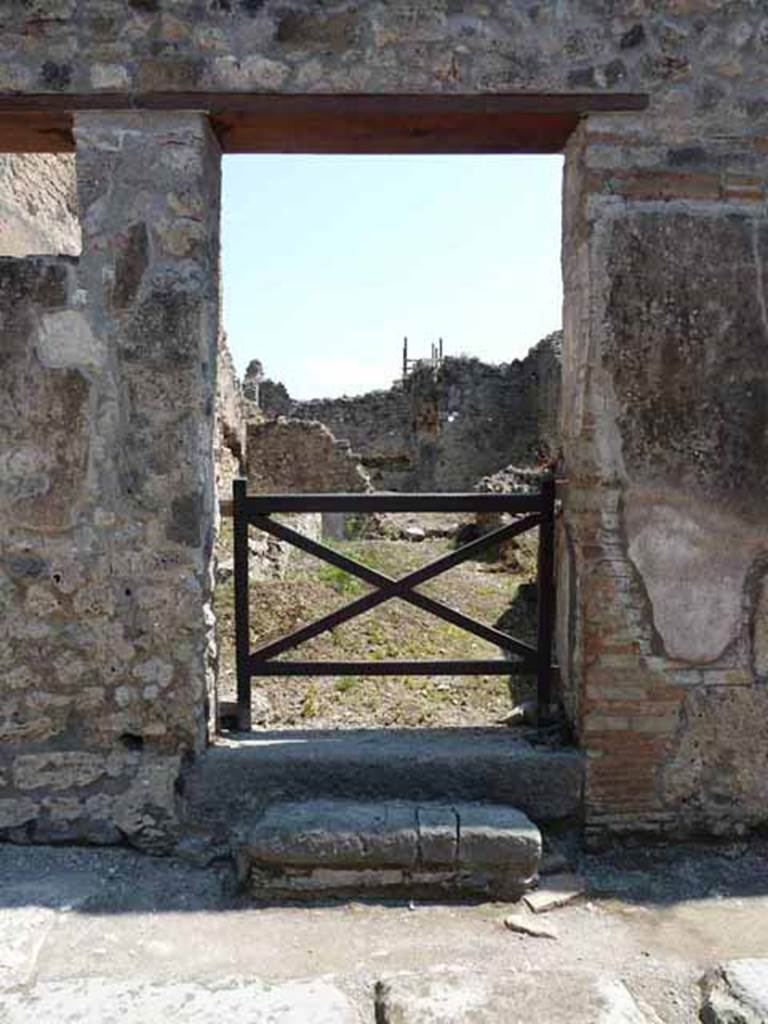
[0,904,57,989]
[375,969,662,1023]
[241,799,541,872]
[0,976,362,1023]
[455,803,541,871]
[700,958,768,1023]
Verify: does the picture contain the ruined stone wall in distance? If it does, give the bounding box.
[215,333,246,503]
[246,417,370,494]
[259,384,408,488]
[258,334,562,492]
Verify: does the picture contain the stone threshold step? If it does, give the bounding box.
[235,798,541,900]
[183,728,583,830]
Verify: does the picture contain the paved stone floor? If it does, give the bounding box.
[1,841,768,1021]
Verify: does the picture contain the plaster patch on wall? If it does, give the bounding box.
[625,489,763,664]
[35,309,105,370]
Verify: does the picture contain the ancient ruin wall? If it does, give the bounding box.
[246,418,370,495]
[559,120,768,844]
[0,114,220,850]
[258,334,561,491]
[258,378,407,486]
[0,2,767,845]
[0,155,80,258]
[215,333,246,503]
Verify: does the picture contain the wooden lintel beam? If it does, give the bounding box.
[0,91,650,114]
[0,92,648,155]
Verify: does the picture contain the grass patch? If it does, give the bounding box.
[213,532,538,728]
[334,676,362,695]
[316,564,366,596]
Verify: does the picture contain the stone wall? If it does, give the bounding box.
[0,1,767,847]
[559,119,768,844]
[0,3,754,102]
[246,417,371,494]
[0,155,80,257]
[258,334,562,491]
[215,333,246,504]
[0,113,221,851]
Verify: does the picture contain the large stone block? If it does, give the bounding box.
[13,752,107,791]
[238,798,540,898]
[700,959,768,1024]
[602,212,768,516]
[375,969,657,1023]
[0,977,361,1024]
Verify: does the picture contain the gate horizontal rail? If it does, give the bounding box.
[231,479,556,731]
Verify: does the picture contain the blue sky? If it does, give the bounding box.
[221,155,563,399]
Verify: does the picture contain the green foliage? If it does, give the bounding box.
[334,676,362,695]
[316,564,365,596]
[301,682,320,718]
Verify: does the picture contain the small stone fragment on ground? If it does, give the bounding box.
[402,525,427,542]
[523,872,585,913]
[700,958,768,1023]
[503,911,558,939]
[496,700,537,727]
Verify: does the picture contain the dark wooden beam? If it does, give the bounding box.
[247,660,532,676]
[0,113,74,152]
[0,92,650,114]
[214,109,580,154]
[238,491,544,513]
[0,92,648,154]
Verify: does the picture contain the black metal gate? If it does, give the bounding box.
[231,478,556,731]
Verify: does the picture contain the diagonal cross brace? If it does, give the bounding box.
[248,513,540,666]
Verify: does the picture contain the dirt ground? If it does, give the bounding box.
[2,839,768,1021]
[215,518,539,729]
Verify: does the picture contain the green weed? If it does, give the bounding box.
[316,565,365,596]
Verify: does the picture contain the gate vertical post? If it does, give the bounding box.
[233,478,252,731]
[536,475,556,721]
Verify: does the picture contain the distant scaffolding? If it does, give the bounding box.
[402,336,444,380]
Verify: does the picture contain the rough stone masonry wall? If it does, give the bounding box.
[0,154,80,258]
[258,335,562,491]
[559,116,768,841]
[246,417,371,494]
[215,332,246,503]
[0,2,767,846]
[0,113,220,850]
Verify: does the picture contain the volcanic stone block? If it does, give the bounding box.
[375,969,657,1023]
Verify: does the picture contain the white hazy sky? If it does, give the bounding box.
[221,154,563,400]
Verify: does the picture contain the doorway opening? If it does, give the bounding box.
[213,152,563,734]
